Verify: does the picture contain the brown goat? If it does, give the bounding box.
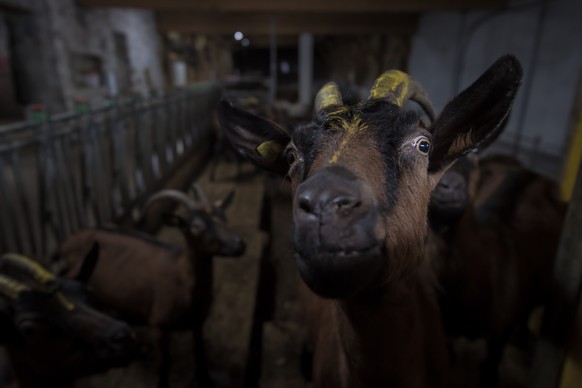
[219,55,523,387]
[56,186,245,388]
[0,249,136,388]
[427,154,566,386]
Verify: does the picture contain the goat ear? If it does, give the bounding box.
[218,99,290,175]
[76,242,100,283]
[215,190,235,210]
[428,55,523,173]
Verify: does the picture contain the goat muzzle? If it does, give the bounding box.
[292,166,385,298]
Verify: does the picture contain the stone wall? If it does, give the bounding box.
[4,0,165,114]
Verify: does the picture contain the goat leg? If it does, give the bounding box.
[156,329,171,388]
[193,323,213,388]
[480,335,508,388]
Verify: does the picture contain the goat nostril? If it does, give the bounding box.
[298,194,315,214]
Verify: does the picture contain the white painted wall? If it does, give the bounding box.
[408,0,582,176]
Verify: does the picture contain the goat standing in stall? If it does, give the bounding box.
[428,154,566,387]
[219,55,523,387]
[0,249,137,388]
[56,186,245,388]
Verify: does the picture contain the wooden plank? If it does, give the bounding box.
[529,163,582,388]
[206,232,268,387]
[260,176,308,388]
[198,170,267,387]
[158,12,419,35]
[82,0,507,12]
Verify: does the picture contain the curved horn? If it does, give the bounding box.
[0,275,29,300]
[315,82,343,114]
[369,70,436,122]
[145,189,204,213]
[190,183,211,210]
[0,253,57,292]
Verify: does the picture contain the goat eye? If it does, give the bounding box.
[413,136,431,155]
[286,150,297,166]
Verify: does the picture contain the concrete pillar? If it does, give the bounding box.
[298,32,314,107]
[269,15,277,103]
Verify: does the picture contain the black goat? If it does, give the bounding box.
[0,247,136,388]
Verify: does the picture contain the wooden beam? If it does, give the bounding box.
[158,12,419,35]
[82,0,507,12]
[0,0,33,12]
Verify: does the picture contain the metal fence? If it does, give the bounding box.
[0,82,221,261]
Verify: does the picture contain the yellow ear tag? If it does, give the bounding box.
[257,140,284,163]
[56,292,75,311]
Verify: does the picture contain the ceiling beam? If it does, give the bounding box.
[82,0,507,13]
[158,12,419,35]
[0,0,33,12]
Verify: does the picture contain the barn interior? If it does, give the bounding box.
[0,0,581,387]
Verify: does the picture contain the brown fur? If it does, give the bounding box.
[428,155,566,385]
[218,54,523,388]
[295,126,449,387]
[57,202,244,387]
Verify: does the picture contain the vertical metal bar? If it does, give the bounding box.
[93,116,114,222]
[185,95,194,149]
[133,105,146,194]
[165,96,175,166]
[110,106,131,212]
[10,149,36,257]
[142,107,155,187]
[36,131,49,259]
[150,102,163,178]
[80,116,101,226]
[53,137,78,233]
[269,14,278,104]
[0,154,19,252]
[41,138,64,243]
[69,130,87,229]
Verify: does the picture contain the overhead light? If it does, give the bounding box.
[241,38,250,47]
[234,31,244,41]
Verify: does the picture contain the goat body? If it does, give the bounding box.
[300,268,447,387]
[61,228,200,327]
[0,250,136,388]
[219,55,523,386]
[428,155,566,385]
[57,188,244,387]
